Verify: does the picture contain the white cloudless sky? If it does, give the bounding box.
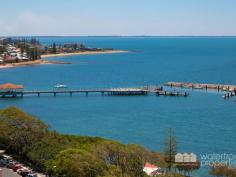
[0,0,236,36]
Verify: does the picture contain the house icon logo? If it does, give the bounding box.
[175,153,197,163]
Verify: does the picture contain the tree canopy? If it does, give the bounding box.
[0,107,165,177]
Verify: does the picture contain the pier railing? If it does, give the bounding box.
[0,87,188,98]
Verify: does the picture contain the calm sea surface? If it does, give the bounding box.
[1,37,236,176]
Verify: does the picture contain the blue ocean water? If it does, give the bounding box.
[1,37,236,176]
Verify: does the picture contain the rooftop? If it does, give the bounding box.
[0,83,24,89]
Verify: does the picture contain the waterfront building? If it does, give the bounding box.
[143,162,162,176]
[0,83,24,93]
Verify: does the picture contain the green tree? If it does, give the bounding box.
[46,148,107,177]
[0,107,48,158]
[52,43,57,54]
[163,128,178,172]
[0,45,6,54]
[92,142,155,177]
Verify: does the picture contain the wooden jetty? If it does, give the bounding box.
[165,81,236,99]
[156,90,188,97]
[0,88,148,98]
[165,82,236,92]
[0,84,189,98]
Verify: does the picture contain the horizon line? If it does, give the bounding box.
[1,35,236,38]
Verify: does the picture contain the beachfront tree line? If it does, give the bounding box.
[44,42,87,54]
[1,37,101,62]
[15,38,41,60]
[2,38,41,60]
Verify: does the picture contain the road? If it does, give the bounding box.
[0,167,20,177]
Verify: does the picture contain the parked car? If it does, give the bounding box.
[11,163,23,172]
[6,160,16,168]
[0,155,13,166]
[17,168,32,177]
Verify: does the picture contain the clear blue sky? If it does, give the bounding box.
[0,0,236,36]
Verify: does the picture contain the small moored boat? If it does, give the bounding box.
[54,84,67,89]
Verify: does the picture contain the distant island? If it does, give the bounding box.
[0,37,127,69]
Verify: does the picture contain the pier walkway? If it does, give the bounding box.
[165,82,236,92]
[0,87,189,98]
[165,81,236,99]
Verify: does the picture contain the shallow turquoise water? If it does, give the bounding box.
[1,37,236,176]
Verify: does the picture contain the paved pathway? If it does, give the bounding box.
[0,167,20,177]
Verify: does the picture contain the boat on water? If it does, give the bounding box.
[194,85,203,89]
[54,84,68,89]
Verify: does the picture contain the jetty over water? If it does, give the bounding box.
[165,82,236,92]
[0,83,189,98]
[165,81,236,99]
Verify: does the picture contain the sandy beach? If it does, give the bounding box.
[0,60,71,69]
[41,50,128,58]
[0,60,44,69]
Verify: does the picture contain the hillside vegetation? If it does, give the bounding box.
[0,107,165,177]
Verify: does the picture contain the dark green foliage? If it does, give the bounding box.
[0,107,162,177]
[0,45,6,54]
[52,43,57,54]
[46,148,107,177]
[26,46,41,60]
[163,128,178,171]
[0,107,48,158]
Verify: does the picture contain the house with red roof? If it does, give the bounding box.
[143,162,163,176]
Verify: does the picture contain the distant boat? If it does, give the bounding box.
[54,84,67,89]
[194,86,203,89]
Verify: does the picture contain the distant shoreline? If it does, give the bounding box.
[0,50,128,69]
[3,35,236,38]
[0,60,71,69]
[41,50,128,58]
